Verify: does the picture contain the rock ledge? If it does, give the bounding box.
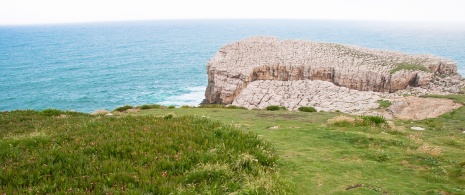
[203,36,464,118]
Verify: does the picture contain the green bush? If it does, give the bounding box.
[114,105,133,112]
[164,113,177,119]
[139,104,162,110]
[266,106,279,111]
[266,105,286,111]
[181,105,193,108]
[168,105,176,109]
[298,106,317,112]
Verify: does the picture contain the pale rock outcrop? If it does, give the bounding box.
[233,80,381,114]
[388,96,462,120]
[203,36,464,118]
[204,36,459,105]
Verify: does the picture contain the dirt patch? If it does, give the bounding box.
[388,96,462,120]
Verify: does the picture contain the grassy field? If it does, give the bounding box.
[134,101,465,194]
[1,95,465,194]
[0,110,288,194]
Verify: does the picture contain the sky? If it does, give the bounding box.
[1,0,464,25]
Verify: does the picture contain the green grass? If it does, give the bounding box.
[137,104,163,110]
[135,104,465,194]
[2,95,465,194]
[377,99,392,108]
[390,63,430,74]
[0,110,288,194]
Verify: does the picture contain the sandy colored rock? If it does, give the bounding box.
[388,96,462,120]
[204,36,460,105]
[232,80,382,114]
[203,36,464,120]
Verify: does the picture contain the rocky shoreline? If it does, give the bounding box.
[202,36,464,120]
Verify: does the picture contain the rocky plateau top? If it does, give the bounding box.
[203,36,465,120]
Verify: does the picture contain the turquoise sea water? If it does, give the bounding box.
[1,20,465,113]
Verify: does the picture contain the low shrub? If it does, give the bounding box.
[168,105,176,109]
[181,105,193,108]
[266,105,286,111]
[164,113,177,119]
[139,104,162,110]
[114,105,133,112]
[298,106,317,112]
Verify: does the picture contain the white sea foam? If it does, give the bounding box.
[157,86,206,106]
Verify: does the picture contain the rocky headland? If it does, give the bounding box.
[203,36,465,120]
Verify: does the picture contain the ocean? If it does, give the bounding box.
[1,20,464,113]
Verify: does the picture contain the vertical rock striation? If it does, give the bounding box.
[203,36,461,112]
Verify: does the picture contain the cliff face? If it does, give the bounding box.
[203,36,460,107]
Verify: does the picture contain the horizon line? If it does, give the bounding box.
[2,18,465,27]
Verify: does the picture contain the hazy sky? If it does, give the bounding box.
[1,0,464,25]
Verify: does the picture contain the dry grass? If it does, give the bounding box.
[91,109,110,115]
[327,115,357,125]
[408,133,423,144]
[416,144,442,157]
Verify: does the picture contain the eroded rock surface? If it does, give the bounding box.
[203,36,464,119]
[388,96,462,120]
[233,80,381,114]
[204,36,459,105]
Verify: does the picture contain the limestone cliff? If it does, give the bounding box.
[204,36,460,107]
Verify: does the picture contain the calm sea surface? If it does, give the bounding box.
[1,20,464,113]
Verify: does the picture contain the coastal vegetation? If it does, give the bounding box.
[113,105,134,112]
[1,95,465,194]
[390,63,430,74]
[0,110,287,194]
[377,99,392,108]
[298,106,317,112]
[266,105,287,111]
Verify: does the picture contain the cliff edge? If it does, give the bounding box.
[203,36,464,117]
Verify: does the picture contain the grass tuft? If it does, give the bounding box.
[359,115,387,126]
[138,104,162,110]
[377,100,392,108]
[390,63,429,74]
[328,115,387,127]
